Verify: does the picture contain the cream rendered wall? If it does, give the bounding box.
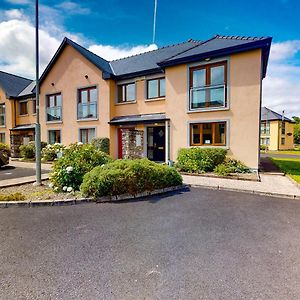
[39,45,111,146]
[0,87,14,145]
[268,120,294,150]
[164,49,262,169]
[269,121,279,150]
[15,98,36,126]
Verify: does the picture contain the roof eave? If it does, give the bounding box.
[114,67,164,80]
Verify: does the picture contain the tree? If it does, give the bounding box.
[293,116,300,144]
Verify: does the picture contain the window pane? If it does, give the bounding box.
[49,130,61,144]
[202,123,212,145]
[88,128,95,142]
[80,90,88,103]
[32,99,36,114]
[49,96,55,107]
[117,85,125,102]
[191,89,206,109]
[20,102,28,115]
[160,78,165,97]
[209,86,225,107]
[56,94,62,107]
[192,69,205,87]
[214,123,226,144]
[0,133,5,143]
[0,104,5,114]
[192,125,200,144]
[126,83,135,101]
[211,65,224,85]
[90,88,97,102]
[148,80,159,98]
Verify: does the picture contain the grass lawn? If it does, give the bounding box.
[262,148,300,155]
[271,157,300,184]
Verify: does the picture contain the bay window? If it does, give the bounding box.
[190,122,226,146]
[78,86,97,119]
[189,61,227,110]
[19,101,28,116]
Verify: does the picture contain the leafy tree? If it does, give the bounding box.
[294,123,300,144]
[292,116,300,124]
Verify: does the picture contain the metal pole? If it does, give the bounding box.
[35,0,41,185]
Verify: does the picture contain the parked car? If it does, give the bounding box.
[0,147,10,167]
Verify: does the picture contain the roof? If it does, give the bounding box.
[109,113,169,125]
[0,71,33,98]
[39,34,272,83]
[10,124,35,131]
[110,40,201,78]
[18,80,36,98]
[261,107,293,122]
[158,35,272,78]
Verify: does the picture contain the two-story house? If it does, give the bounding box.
[0,71,36,156]
[261,107,294,150]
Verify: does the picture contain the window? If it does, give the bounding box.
[77,86,97,119]
[261,121,270,135]
[189,61,227,110]
[281,122,286,135]
[281,137,285,145]
[79,128,95,144]
[32,98,36,114]
[0,132,5,143]
[48,130,61,144]
[117,83,135,103]
[19,101,28,115]
[260,137,270,145]
[147,78,165,99]
[0,104,5,126]
[46,93,62,122]
[190,122,226,146]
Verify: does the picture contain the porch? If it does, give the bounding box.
[10,124,35,157]
[109,113,170,163]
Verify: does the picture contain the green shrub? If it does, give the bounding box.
[260,144,268,151]
[49,143,112,191]
[41,143,65,162]
[214,158,250,176]
[91,137,110,154]
[19,141,47,159]
[0,192,25,201]
[176,148,227,173]
[80,158,183,198]
[0,143,10,156]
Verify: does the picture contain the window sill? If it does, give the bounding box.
[18,114,29,117]
[145,97,165,102]
[77,118,98,122]
[187,106,229,113]
[0,125,6,128]
[190,145,229,150]
[115,101,137,106]
[46,121,63,124]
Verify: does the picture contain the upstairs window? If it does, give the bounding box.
[117,83,135,103]
[261,121,270,135]
[190,122,226,146]
[281,122,286,135]
[189,61,227,110]
[46,93,62,122]
[32,99,36,114]
[0,104,5,126]
[78,86,97,119]
[147,78,165,99]
[19,101,28,115]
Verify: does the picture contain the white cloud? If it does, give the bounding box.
[263,40,300,117]
[55,1,91,15]
[4,9,23,19]
[88,44,158,61]
[5,0,31,4]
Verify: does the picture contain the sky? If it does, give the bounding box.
[0,0,299,117]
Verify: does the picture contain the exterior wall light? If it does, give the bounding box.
[85,74,89,79]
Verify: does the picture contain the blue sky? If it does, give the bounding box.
[0,0,299,116]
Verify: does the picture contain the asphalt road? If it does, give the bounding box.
[0,165,49,180]
[1,188,300,299]
[261,153,300,159]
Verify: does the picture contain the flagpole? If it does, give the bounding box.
[35,0,42,185]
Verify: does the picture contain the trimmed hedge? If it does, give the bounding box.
[176,147,227,173]
[91,138,110,154]
[49,143,112,191]
[214,158,250,176]
[19,141,47,159]
[80,158,183,198]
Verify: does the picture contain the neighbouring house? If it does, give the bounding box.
[0,71,36,157]
[260,107,294,150]
[1,34,272,170]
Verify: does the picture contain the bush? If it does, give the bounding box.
[41,143,65,162]
[0,143,10,156]
[260,144,268,151]
[91,137,110,154]
[49,143,112,191]
[214,158,250,176]
[19,141,47,159]
[0,192,25,201]
[176,148,227,173]
[80,158,183,198]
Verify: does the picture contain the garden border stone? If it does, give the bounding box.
[0,185,188,208]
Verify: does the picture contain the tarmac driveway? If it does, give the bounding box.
[0,165,49,180]
[1,187,300,299]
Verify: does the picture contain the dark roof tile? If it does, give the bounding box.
[261,107,292,122]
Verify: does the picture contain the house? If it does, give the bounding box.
[1,34,272,170]
[0,71,36,156]
[260,107,294,150]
